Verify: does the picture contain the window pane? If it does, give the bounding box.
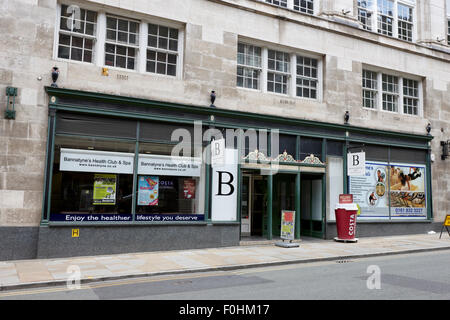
[71,48,83,61]
[58,45,70,59]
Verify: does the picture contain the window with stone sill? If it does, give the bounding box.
[267,49,290,94]
[237,43,262,90]
[294,0,314,15]
[259,0,314,15]
[236,42,321,100]
[362,70,378,109]
[265,0,287,8]
[57,4,97,63]
[105,16,139,70]
[147,24,179,76]
[362,69,421,116]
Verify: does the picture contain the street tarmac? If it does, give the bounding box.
[1,250,450,300]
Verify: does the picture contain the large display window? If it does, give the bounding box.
[348,145,428,220]
[50,136,135,222]
[49,135,205,223]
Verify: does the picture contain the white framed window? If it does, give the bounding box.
[265,0,287,8]
[362,68,422,117]
[146,23,179,76]
[357,0,374,31]
[381,74,398,112]
[294,0,314,14]
[56,4,97,63]
[296,56,318,99]
[362,70,378,109]
[237,43,262,90]
[258,0,315,15]
[356,0,416,42]
[236,41,322,101]
[397,3,413,42]
[377,0,394,36]
[402,78,419,115]
[448,19,450,44]
[447,0,450,44]
[54,4,184,78]
[267,49,290,94]
[104,16,139,70]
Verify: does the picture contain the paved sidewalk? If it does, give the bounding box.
[1,234,449,291]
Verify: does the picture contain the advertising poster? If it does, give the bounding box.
[349,161,390,218]
[389,164,426,217]
[281,210,295,241]
[138,176,159,206]
[93,174,117,205]
[183,179,196,199]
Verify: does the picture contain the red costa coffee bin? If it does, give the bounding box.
[335,203,359,242]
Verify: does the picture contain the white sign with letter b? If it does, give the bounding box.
[347,152,366,177]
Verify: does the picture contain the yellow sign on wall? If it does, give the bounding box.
[444,215,450,227]
[72,229,80,238]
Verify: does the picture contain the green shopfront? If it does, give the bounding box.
[37,87,435,258]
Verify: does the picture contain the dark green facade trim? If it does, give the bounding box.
[45,87,432,147]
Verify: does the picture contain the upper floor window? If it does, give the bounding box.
[357,0,415,42]
[267,50,290,94]
[147,24,179,76]
[397,3,413,41]
[237,42,321,100]
[377,0,394,36]
[265,0,287,8]
[237,43,262,90]
[357,0,374,31]
[362,70,378,109]
[448,19,450,44]
[296,56,318,99]
[105,16,139,70]
[57,4,97,63]
[362,69,421,116]
[260,0,314,15]
[55,4,182,77]
[447,0,450,44]
[294,0,314,14]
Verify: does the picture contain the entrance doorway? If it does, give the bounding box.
[240,172,267,238]
[300,174,324,238]
[272,173,296,237]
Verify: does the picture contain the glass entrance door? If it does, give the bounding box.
[241,173,267,238]
[300,174,324,238]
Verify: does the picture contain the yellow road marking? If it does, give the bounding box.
[0,271,227,298]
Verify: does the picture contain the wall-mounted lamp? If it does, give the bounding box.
[344,111,350,125]
[51,67,59,88]
[210,90,216,108]
[4,86,18,120]
[436,36,445,43]
[441,141,449,160]
[426,123,432,135]
[342,9,351,15]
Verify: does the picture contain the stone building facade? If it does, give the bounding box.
[0,0,449,260]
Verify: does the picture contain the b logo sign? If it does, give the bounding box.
[347,152,366,177]
[211,149,238,221]
[216,171,235,196]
